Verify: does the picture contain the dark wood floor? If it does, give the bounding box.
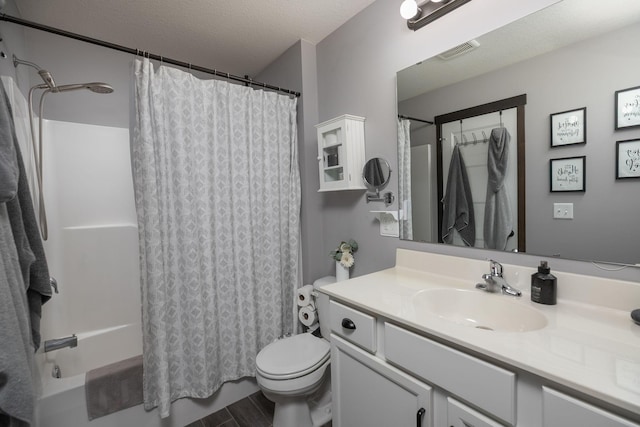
[186,391,275,427]
[186,391,332,427]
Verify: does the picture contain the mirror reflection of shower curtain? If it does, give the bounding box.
[397,118,413,240]
[131,58,301,418]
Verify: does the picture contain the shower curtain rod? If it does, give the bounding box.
[0,13,301,98]
[398,114,433,125]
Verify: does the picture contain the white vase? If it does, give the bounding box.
[335,261,350,282]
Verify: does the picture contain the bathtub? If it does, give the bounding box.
[32,123,258,426]
[34,323,258,427]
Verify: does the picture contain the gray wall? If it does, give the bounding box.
[399,23,640,265]
[315,0,640,282]
[0,0,31,95]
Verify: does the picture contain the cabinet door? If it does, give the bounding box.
[331,335,432,427]
[447,398,506,427]
[316,115,366,192]
[543,387,640,427]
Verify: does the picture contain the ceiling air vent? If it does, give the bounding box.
[437,40,480,60]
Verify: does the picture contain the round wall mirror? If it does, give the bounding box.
[362,157,391,190]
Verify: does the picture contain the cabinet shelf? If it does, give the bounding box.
[323,142,343,150]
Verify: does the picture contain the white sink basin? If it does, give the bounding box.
[412,288,548,332]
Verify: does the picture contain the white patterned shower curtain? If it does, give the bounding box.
[131,58,301,417]
[397,118,413,240]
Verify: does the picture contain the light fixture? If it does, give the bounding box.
[400,0,419,20]
[402,0,473,31]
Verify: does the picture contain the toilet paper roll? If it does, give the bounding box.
[298,306,318,327]
[296,284,315,307]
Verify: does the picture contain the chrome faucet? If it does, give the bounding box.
[44,334,77,352]
[476,260,522,297]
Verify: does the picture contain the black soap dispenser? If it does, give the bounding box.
[531,261,557,305]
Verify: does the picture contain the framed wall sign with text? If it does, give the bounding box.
[550,156,586,192]
[616,139,640,179]
[615,86,640,130]
[550,107,586,147]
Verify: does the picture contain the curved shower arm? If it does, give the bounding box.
[13,54,42,71]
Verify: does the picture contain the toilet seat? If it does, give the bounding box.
[256,333,330,380]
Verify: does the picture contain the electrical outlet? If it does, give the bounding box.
[553,203,574,219]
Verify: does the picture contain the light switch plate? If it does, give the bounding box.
[553,203,574,219]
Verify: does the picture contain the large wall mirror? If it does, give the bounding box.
[397,0,640,265]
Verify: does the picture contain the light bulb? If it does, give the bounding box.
[400,0,419,19]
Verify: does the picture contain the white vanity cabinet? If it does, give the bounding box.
[329,301,432,427]
[328,299,640,427]
[331,336,433,427]
[384,322,515,426]
[315,115,366,192]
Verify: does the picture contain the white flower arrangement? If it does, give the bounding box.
[330,239,359,268]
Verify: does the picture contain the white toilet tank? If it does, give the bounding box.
[312,276,336,339]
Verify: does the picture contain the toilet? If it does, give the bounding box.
[255,276,336,427]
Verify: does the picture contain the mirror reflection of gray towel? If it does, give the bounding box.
[484,127,513,250]
[442,145,475,247]
[364,158,385,188]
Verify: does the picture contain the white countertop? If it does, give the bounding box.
[319,249,640,417]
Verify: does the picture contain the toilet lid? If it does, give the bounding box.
[256,333,330,379]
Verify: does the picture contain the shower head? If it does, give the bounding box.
[52,82,114,94]
[13,55,114,94]
[37,69,56,89]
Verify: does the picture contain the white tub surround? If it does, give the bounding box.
[320,249,640,424]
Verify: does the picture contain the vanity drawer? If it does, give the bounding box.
[448,397,506,427]
[329,300,376,353]
[542,387,640,427]
[384,323,516,425]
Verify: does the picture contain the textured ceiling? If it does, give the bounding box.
[14,0,376,77]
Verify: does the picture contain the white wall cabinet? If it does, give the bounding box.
[315,115,366,192]
[328,298,640,427]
